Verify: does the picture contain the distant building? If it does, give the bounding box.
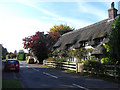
[53,2,118,61]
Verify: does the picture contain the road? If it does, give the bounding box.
[2,61,120,89]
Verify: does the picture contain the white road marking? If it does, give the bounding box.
[22,65,40,71]
[72,83,89,90]
[32,68,39,71]
[43,72,58,79]
[26,66,30,67]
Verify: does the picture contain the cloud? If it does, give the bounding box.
[15,0,93,28]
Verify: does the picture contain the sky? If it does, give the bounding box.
[0,0,119,53]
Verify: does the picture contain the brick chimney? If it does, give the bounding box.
[108,2,118,19]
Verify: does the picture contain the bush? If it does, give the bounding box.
[57,57,67,63]
[101,57,114,65]
[46,57,67,63]
[83,59,104,74]
[17,53,26,60]
[6,54,10,59]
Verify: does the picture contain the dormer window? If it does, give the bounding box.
[80,41,88,47]
[85,41,88,46]
[94,38,103,45]
[98,38,103,44]
[66,44,72,49]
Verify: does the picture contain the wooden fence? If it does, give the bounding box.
[43,60,77,71]
[104,65,120,77]
[43,60,120,77]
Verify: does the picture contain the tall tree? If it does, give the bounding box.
[23,31,60,63]
[108,15,120,64]
[50,24,74,35]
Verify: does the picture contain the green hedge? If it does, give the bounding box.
[83,59,104,74]
[17,53,25,60]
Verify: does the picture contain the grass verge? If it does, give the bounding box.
[77,72,120,84]
[2,79,22,88]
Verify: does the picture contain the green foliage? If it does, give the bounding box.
[57,57,67,63]
[6,54,10,60]
[46,57,67,63]
[46,57,54,61]
[52,50,59,56]
[103,44,110,52]
[17,53,25,60]
[73,48,87,60]
[52,50,68,57]
[100,57,114,65]
[17,50,25,60]
[108,15,120,64]
[83,59,104,74]
[51,48,88,62]
[58,50,68,57]
[67,48,75,57]
[10,53,17,59]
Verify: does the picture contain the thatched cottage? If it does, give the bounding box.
[53,2,118,61]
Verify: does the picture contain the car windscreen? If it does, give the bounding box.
[7,60,19,63]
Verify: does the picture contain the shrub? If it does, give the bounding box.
[101,57,114,65]
[6,54,10,59]
[83,59,104,74]
[57,57,67,63]
[46,57,67,63]
[46,57,54,61]
[17,53,26,60]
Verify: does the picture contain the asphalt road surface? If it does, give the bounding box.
[2,61,120,89]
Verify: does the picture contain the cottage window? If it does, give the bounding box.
[81,42,85,47]
[66,44,72,49]
[80,41,88,47]
[98,38,103,44]
[85,41,88,46]
[69,57,74,62]
[94,38,103,45]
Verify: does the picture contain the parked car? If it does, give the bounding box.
[27,58,34,64]
[4,59,20,72]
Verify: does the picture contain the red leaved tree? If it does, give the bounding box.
[23,31,60,63]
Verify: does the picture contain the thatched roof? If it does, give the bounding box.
[53,18,113,52]
[92,44,106,55]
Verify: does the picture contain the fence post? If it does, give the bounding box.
[76,63,78,73]
[67,62,68,70]
[114,63,117,79]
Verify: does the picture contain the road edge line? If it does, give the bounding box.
[72,83,89,90]
[43,72,58,79]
